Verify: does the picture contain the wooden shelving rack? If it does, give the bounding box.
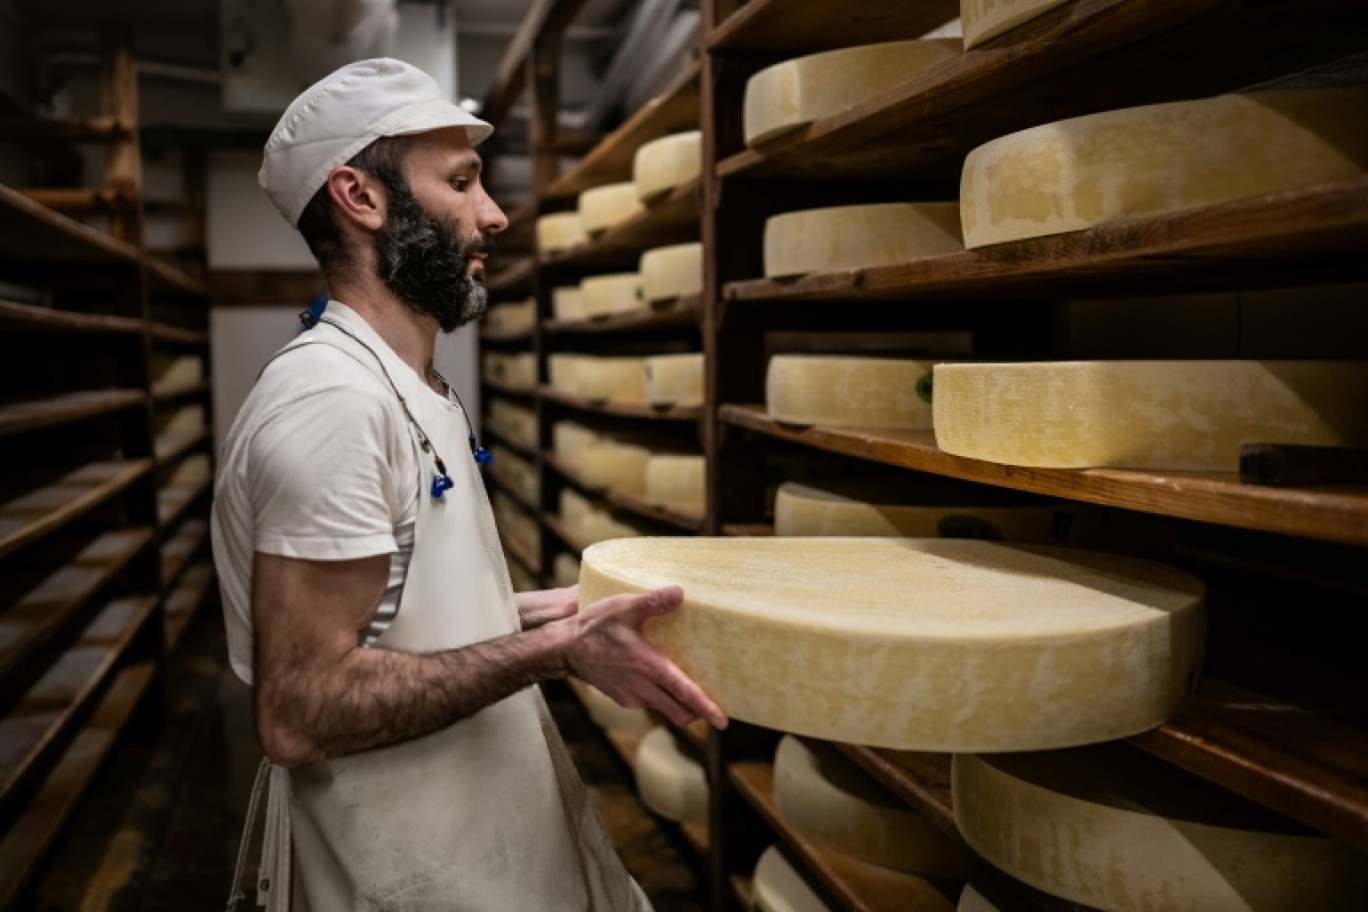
[0,26,215,908]
[480,1,1368,909]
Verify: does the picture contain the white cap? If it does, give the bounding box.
[259,58,494,226]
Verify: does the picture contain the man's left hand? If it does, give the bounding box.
[517,586,579,630]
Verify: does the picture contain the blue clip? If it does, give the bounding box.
[430,473,455,499]
[471,434,494,466]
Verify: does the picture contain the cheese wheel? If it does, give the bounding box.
[961,0,1068,49]
[765,203,962,278]
[775,482,1069,542]
[640,242,703,302]
[633,131,701,201]
[633,726,708,826]
[767,356,937,429]
[493,492,540,555]
[169,453,211,486]
[933,361,1368,470]
[960,89,1368,249]
[578,182,645,234]
[644,353,703,407]
[491,445,539,503]
[553,421,599,465]
[553,286,587,322]
[957,885,1016,912]
[536,211,588,253]
[775,736,969,875]
[580,440,651,494]
[581,273,646,318]
[157,355,204,387]
[752,846,832,912]
[576,356,647,404]
[485,298,535,332]
[580,538,1205,752]
[548,354,583,395]
[953,746,1368,911]
[553,552,581,589]
[644,455,704,513]
[559,488,595,539]
[745,40,961,147]
[161,404,205,435]
[569,678,656,737]
[482,352,537,389]
[579,512,645,547]
[487,399,537,449]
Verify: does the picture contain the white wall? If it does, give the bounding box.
[208,150,317,270]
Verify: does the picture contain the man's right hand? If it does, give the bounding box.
[554,586,728,731]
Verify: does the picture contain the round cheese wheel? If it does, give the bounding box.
[559,488,595,538]
[774,736,969,875]
[492,492,540,555]
[764,203,963,278]
[640,242,703,302]
[157,354,204,386]
[580,440,651,494]
[547,354,583,395]
[644,455,705,513]
[960,89,1368,249]
[553,421,599,465]
[485,298,535,332]
[491,445,539,502]
[957,884,1015,912]
[752,846,832,912]
[161,404,205,435]
[744,40,961,147]
[644,353,703,406]
[954,746,1368,911]
[933,361,1368,470]
[488,399,537,449]
[553,552,581,589]
[553,286,587,322]
[767,356,937,429]
[569,678,657,737]
[578,182,645,234]
[580,537,1205,752]
[536,211,588,253]
[633,725,708,826]
[962,0,1068,49]
[575,356,647,404]
[633,131,701,202]
[581,272,646,318]
[482,352,537,389]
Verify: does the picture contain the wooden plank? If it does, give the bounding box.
[479,324,535,344]
[729,761,956,912]
[0,389,145,438]
[159,517,208,589]
[732,875,753,909]
[716,0,1368,182]
[150,379,209,402]
[0,184,140,266]
[724,179,1368,305]
[0,91,84,180]
[544,294,701,335]
[164,562,214,652]
[0,300,141,335]
[0,528,152,685]
[485,256,536,299]
[832,747,957,841]
[503,535,540,578]
[543,452,704,532]
[153,429,209,468]
[143,255,208,298]
[719,405,1368,546]
[479,0,591,129]
[481,377,537,398]
[0,661,155,912]
[0,460,152,560]
[485,469,540,517]
[546,62,702,200]
[540,177,701,270]
[156,472,210,530]
[541,385,703,422]
[208,269,324,308]
[0,595,157,827]
[146,321,209,346]
[722,523,774,537]
[705,0,960,53]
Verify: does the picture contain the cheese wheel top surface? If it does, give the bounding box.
[536,211,588,252]
[578,182,645,234]
[633,131,702,201]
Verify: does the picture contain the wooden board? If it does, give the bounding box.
[164,561,215,652]
[147,322,209,345]
[482,425,538,461]
[150,379,209,402]
[720,405,1368,546]
[479,324,535,344]
[0,300,141,335]
[159,517,208,588]
[0,184,140,266]
[153,429,209,468]
[541,385,703,422]
[0,389,145,438]
[156,472,210,530]
[0,460,152,560]
[706,0,960,53]
[540,178,701,271]
[544,294,701,335]
[143,254,208,298]
[481,377,537,398]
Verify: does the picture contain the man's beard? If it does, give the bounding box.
[373,179,494,333]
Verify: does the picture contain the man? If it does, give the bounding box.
[211,58,725,911]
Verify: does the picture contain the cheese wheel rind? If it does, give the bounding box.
[487,399,537,449]
[569,678,656,737]
[575,356,647,404]
[581,538,1206,752]
[536,211,588,253]
[961,0,1069,49]
[644,455,705,513]
[644,353,703,406]
[633,726,708,826]
[578,182,645,234]
[767,356,937,430]
[640,242,703,302]
[580,440,651,494]
[553,286,587,322]
[752,846,832,912]
[633,131,702,201]
[581,272,646,318]
[764,203,963,278]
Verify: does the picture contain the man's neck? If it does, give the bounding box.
[326,272,440,389]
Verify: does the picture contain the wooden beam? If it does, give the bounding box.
[478,0,591,129]
[98,23,142,245]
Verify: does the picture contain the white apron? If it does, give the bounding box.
[229,321,651,912]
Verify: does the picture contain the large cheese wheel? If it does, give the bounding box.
[559,488,595,538]
[578,182,645,234]
[581,273,646,318]
[764,203,962,278]
[553,552,581,589]
[933,361,1368,470]
[960,89,1368,249]
[576,357,647,404]
[644,455,705,514]
[633,131,701,201]
[953,746,1368,911]
[580,538,1205,752]
[485,298,535,332]
[744,40,961,147]
[580,440,651,494]
[569,678,656,738]
[553,421,599,465]
[491,445,539,502]
[644,353,703,407]
[640,242,703,302]
[775,482,1069,542]
[961,0,1068,49]
[553,286,587,322]
[536,211,588,253]
[169,453,211,486]
[752,847,832,912]
[633,726,708,826]
[767,356,936,429]
[488,399,537,449]
[548,354,584,394]
[774,736,969,875]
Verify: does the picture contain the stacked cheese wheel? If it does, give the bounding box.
[481,352,537,390]
[492,491,540,557]
[767,355,937,429]
[764,203,962,278]
[506,559,537,594]
[535,211,587,254]
[155,354,204,389]
[490,445,539,504]
[556,487,648,549]
[486,399,537,450]
[640,242,703,302]
[961,0,1069,48]
[578,182,644,234]
[550,421,705,514]
[552,286,586,322]
[547,353,703,407]
[483,298,535,332]
[633,131,701,201]
[158,403,205,436]
[633,726,708,826]
[580,273,645,318]
[553,552,580,589]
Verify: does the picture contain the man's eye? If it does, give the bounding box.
[451,178,469,191]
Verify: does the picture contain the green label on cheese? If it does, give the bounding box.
[916,372,934,404]
[937,513,1004,541]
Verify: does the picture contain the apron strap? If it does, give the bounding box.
[226,758,270,910]
[226,759,294,912]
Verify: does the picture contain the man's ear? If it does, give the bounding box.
[325,166,386,233]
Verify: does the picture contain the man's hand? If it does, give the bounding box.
[516,585,579,630]
[551,586,728,731]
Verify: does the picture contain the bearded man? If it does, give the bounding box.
[210,58,725,912]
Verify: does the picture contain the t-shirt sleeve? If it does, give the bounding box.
[248,375,405,561]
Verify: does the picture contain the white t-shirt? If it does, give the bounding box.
[211,303,452,684]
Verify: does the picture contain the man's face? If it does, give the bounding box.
[373,128,508,333]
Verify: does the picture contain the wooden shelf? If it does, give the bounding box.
[544,294,701,335]
[147,322,209,345]
[153,428,209,467]
[483,425,538,460]
[543,452,704,532]
[0,389,145,438]
[480,376,536,398]
[546,61,701,200]
[156,471,210,531]
[541,385,703,422]
[724,179,1368,305]
[0,658,155,911]
[143,254,208,297]
[0,184,139,266]
[540,178,700,271]
[485,256,535,298]
[715,0,1368,182]
[0,460,152,560]
[729,761,957,912]
[595,717,711,861]
[160,517,208,588]
[732,875,753,909]
[722,523,775,537]
[151,379,209,402]
[542,511,586,557]
[165,561,215,652]
[833,748,957,842]
[706,0,958,53]
[0,300,141,335]
[720,405,1368,546]
[0,528,152,685]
